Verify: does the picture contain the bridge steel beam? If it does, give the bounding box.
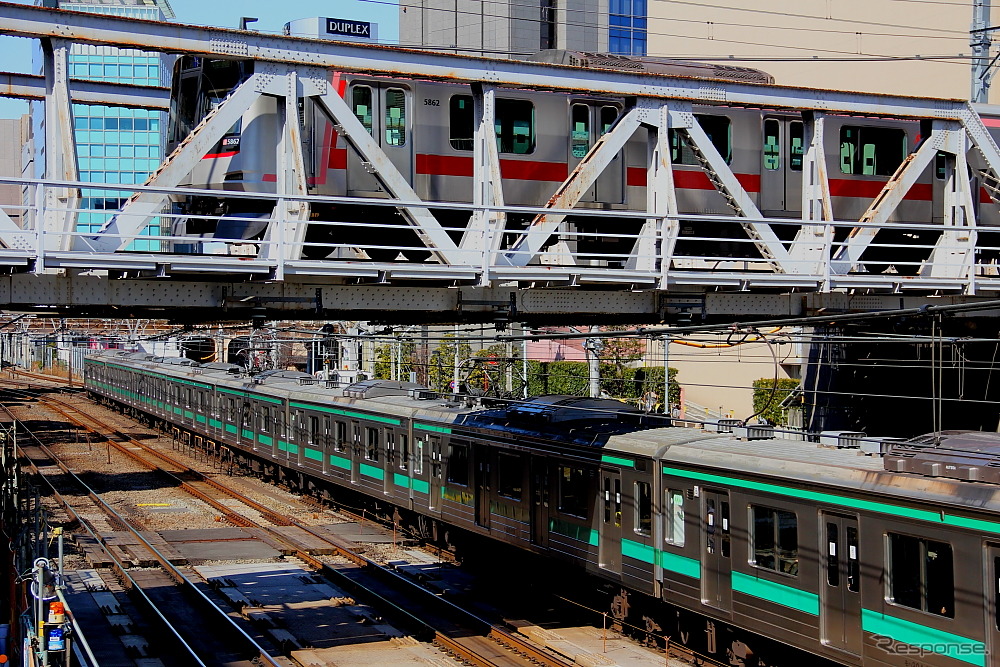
[0,71,169,109]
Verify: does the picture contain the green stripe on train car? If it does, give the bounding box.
[195,415,207,423]
[661,466,1000,534]
[601,455,635,468]
[732,571,819,615]
[218,387,283,404]
[288,402,401,425]
[414,423,451,434]
[304,448,323,462]
[394,473,411,489]
[225,424,237,434]
[360,463,384,480]
[621,539,701,580]
[209,419,222,428]
[661,551,700,579]
[329,454,351,471]
[549,518,599,546]
[241,429,255,439]
[258,435,273,446]
[861,609,985,666]
[411,478,430,494]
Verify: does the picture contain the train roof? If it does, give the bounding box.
[525,50,775,85]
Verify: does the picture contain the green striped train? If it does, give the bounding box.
[84,349,1000,667]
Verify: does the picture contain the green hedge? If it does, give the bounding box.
[751,377,800,425]
[527,361,679,407]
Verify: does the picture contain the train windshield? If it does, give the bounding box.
[168,56,253,148]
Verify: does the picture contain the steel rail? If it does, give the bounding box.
[0,388,286,667]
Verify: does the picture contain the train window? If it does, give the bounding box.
[335,421,346,452]
[259,406,270,433]
[666,489,685,547]
[450,95,535,154]
[365,427,379,462]
[414,438,424,474]
[887,532,954,617]
[846,526,859,593]
[763,119,780,170]
[634,481,652,536]
[789,122,804,171]
[399,434,409,471]
[226,398,236,422]
[839,125,906,176]
[386,430,395,464]
[185,388,192,407]
[384,88,406,146]
[601,106,618,135]
[449,96,474,151]
[352,86,374,136]
[571,104,590,158]
[497,452,523,500]
[447,441,469,486]
[558,465,590,518]
[935,151,948,179]
[751,505,799,576]
[308,416,318,444]
[826,522,840,587]
[670,114,731,165]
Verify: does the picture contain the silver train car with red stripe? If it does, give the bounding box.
[166,50,1000,268]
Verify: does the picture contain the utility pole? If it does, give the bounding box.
[972,0,994,102]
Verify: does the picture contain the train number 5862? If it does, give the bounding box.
[423,98,441,106]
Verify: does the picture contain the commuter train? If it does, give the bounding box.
[166,49,1000,270]
[85,348,1000,667]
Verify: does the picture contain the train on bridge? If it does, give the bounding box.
[165,48,1000,272]
[86,348,1000,667]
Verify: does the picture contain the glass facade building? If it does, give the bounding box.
[609,0,647,56]
[35,0,174,250]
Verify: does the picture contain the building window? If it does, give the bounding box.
[446,441,469,486]
[665,489,685,547]
[888,533,954,617]
[751,505,799,575]
[634,481,652,536]
[609,0,647,56]
[450,96,535,154]
[558,466,590,517]
[839,125,906,176]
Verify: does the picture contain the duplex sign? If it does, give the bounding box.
[326,18,372,39]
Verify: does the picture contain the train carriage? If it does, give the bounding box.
[84,348,1000,667]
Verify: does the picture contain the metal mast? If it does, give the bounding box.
[972,0,993,102]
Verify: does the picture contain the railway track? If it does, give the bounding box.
[4,376,588,667]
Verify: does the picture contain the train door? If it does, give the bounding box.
[986,543,1000,663]
[760,117,804,216]
[569,102,624,204]
[239,400,254,450]
[820,512,862,656]
[383,429,395,495]
[599,469,623,574]
[701,489,732,612]
[428,435,443,512]
[347,83,412,195]
[474,444,491,529]
[530,457,549,547]
[350,420,361,484]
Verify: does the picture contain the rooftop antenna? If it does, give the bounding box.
[240,17,258,31]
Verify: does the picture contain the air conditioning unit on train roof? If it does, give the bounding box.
[884,431,1000,483]
[342,379,430,399]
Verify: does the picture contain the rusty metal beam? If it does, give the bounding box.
[0,71,168,110]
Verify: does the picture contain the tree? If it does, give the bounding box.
[752,378,800,425]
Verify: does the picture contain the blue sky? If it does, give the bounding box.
[0,0,401,119]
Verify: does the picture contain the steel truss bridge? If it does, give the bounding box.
[2,2,1000,324]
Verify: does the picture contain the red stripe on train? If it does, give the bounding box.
[625,168,761,193]
[416,154,568,181]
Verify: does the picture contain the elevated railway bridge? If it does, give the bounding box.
[0,3,999,326]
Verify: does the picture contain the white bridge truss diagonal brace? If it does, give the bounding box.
[459,83,506,280]
[43,38,79,254]
[920,131,978,282]
[498,101,647,267]
[259,70,310,269]
[75,70,280,253]
[627,102,679,275]
[831,123,957,273]
[313,86,465,266]
[788,112,833,277]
